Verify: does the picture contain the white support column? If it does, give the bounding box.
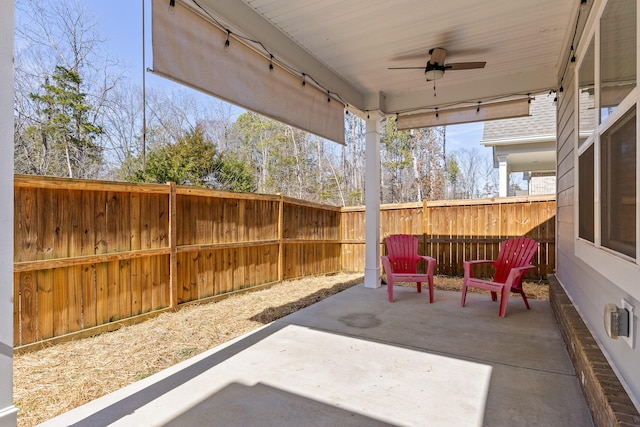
[364,112,382,288]
[498,155,509,197]
[0,2,17,427]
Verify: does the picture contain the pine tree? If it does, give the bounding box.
[27,65,103,178]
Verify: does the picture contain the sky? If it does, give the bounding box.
[89,1,199,93]
[74,1,487,155]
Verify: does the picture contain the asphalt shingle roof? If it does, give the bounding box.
[482,95,556,142]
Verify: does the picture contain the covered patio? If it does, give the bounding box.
[39,287,592,426]
[4,0,640,426]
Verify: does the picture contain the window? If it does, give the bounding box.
[601,107,636,258]
[578,36,595,243]
[577,0,638,264]
[599,0,636,123]
[579,144,595,242]
[578,38,595,136]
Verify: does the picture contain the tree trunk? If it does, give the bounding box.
[65,138,73,178]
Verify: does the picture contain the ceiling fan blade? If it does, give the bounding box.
[390,52,431,62]
[387,66,426,70]
[445,61,486,70]
[429,47,447,65]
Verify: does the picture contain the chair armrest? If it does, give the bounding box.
[463,259,494,278]
[418,255,437,277]
[505,264,535,286]
[381,256,391,274]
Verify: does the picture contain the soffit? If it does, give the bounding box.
[191,0,579,114]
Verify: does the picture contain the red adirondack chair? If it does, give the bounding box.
[461,237,538,317]
[381,234,437,303]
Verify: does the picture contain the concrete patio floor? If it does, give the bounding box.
[39,284,593,427]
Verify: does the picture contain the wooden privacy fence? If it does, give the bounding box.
[341,195,556,278]
[13,175,555,349]
[13,175,340,349]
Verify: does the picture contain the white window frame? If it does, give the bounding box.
[574,0,640,295]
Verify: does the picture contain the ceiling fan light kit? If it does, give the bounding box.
[425,68,445,81]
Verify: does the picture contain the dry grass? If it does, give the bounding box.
[13,273,548,427]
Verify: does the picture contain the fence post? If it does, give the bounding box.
[277,194,284,282]
[338,205,343,272]
[168,182,178,310]
[422,199,428,255]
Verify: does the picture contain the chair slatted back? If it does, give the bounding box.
[492,237,539,284]
[385,234,420,274]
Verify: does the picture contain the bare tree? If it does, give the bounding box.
[343,113,366,205]
[447,147,498,199]
[100,82,144,179]
[379,117,446,204]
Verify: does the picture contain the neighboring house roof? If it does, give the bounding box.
[482,94,557,144]
[481,95,557,172]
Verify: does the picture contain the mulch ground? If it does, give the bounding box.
[13,273,548,427]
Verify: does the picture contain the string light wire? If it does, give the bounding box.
[189,0,347,107]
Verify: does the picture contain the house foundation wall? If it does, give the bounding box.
[549,275,640,427]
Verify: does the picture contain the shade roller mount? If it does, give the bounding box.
[397,98,531,130]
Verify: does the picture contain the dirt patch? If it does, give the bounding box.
[13,273,547,426]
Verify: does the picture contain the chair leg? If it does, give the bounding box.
[490,291,498,301]
[520,291,530,309]
[416,281,422,293]
[498,285,509,317]
[387,276,394,302]
[428,277,434,303]
[511,288,531,309]
[461,279,468,307]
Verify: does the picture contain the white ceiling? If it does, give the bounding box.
[190,0,579,115]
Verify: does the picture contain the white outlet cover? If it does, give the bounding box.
[621,299,635,349]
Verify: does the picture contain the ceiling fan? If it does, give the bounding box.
[388,47,486,81]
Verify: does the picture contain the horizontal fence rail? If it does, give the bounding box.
[13,175,555,349]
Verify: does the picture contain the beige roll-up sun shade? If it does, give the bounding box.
[397,98,531,130]
[151,0,345,144]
